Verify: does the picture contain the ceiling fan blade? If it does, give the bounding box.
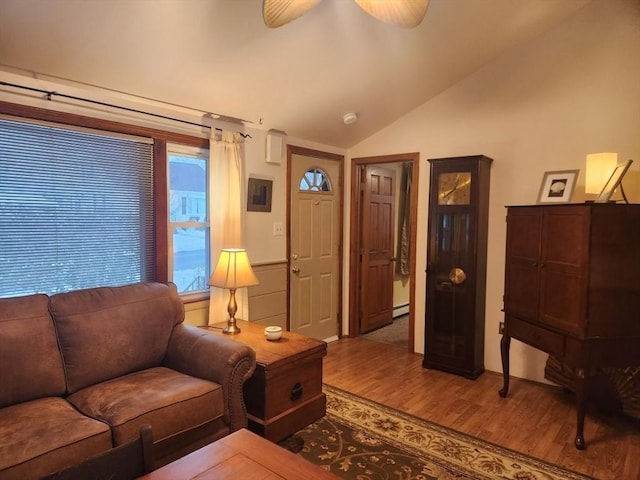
[263,0,323,28]
[354,0,430,28]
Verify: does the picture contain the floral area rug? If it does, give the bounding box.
[281,384,593,480]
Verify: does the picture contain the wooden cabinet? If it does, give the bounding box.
[500,204,640,449]
[424,155,492,379]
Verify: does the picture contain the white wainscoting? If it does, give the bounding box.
[247,261,288,329]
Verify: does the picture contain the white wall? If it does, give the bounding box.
[243,128,287,264]
[347,0,640,382]
[244,132,345,265]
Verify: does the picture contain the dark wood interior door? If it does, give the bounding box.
[360,165,395,333]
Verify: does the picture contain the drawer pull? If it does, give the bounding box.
[290,383,303,402]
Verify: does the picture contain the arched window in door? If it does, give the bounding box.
[299,167,332,192]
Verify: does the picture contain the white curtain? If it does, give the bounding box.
[208,130,250,324]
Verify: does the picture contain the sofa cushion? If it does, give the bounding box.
[49,282,184,393]
[0,294,66,408]
[0,397,112,480]
[67,366,224,446]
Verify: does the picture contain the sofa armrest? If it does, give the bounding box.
[164,324,256,432]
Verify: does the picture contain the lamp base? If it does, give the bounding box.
[222,321,241,335]
[222,288,241,334]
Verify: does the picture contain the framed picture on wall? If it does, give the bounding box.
[247,177,273,212]
[537,169,579,204]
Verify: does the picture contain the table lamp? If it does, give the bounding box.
[208,248,259,334]
[585,153,617,194]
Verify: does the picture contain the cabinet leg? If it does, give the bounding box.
[498,334,511,398]
[574,368,586,450]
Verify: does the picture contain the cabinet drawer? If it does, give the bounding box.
[509,317,564,357]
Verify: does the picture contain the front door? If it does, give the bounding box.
[289,148,342,341]
[360,165,395,333]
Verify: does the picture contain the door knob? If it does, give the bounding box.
[291,266,300,274]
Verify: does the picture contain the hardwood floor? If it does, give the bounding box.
[323,337,640,480]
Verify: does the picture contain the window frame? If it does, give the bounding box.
[0,100,210,302]
[299,166,332,192]
[167,143,211,300]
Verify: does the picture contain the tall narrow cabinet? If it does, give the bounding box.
[424,155,492,379]
[500,203,640,449]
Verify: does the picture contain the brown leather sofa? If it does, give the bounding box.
[0,282,256,480]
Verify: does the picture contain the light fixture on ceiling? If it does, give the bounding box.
[263,0,429,29]
[343,112,358,125]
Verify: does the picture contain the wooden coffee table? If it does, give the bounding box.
[138,428,339,479]
[200,320,327,442]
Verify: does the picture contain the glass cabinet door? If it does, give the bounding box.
[430,212,474,361]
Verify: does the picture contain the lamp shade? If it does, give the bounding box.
[585,153,618,194]
[208,249,259,289]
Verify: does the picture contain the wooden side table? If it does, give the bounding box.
[200,320,327,442]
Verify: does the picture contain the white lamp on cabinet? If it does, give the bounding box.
[585,153,618,195]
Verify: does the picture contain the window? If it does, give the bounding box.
[167,145,210,295]
[299,167,331,192]
[0,118,155,297]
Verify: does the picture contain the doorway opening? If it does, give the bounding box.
[349,153,419,352]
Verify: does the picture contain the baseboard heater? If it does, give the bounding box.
[393,303,409,318]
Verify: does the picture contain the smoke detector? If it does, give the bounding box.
[343,112,358,125]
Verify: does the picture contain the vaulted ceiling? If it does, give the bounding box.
[0,0,590,148]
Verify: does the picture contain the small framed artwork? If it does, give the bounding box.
[595,159,633,203]
[537,169,579,204]
[247,177,273,212]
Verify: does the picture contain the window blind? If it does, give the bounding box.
[0,118,155,297]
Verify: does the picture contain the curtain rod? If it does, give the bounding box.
[0,81,252,138]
